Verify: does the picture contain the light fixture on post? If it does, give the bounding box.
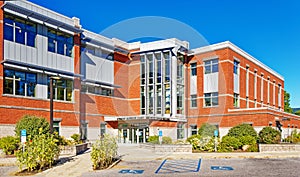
[50,76,61,134]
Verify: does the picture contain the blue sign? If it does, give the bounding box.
[21,129,26,136]
[159,130,163,137]
[211,166,234,171]
[119,169,144,174]
[214,130,218,137]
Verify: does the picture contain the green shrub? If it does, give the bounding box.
[259,127,281,144]
[284,130,300,143]
[218,135,242,152]
[239,135,257,146]
[91,134,118,170]
[148,135,159,144]
[198,136,218,152]
[148,135,172,144]
[227,124,257,138]
[71,133,81,144]
[0,136,19,155]
[162,136,172,144]
[187,134,201,150]
[16,129,60,172]
[198,123,218,137]
[54,134,73,146]
[15,115,50,140]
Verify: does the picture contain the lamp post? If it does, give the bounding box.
[50,76,61,134]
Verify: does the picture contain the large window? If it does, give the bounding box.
[204,59,218,74]
[191,94,197,108]
[191,63,197,76]
[48,28,73,57]
[48,77,73,101]
[4,14,36,47]
[4,69,37,97]
[233,93,239,107]
[204,92,218,107]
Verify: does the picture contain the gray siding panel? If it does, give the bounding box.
[81,52,114,84]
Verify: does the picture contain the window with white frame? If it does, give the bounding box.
[53,120,61,135]
[191,63,197,76]
[233,93,239,107]
[204,92,218,107]
[204,59,218,74]
[233,60,239,74]
[100,122,106,137]
[48,77,73,101]
[48,28,73,57]
[191,94,197,107]
[177,123,184,139]
[4,69,37,97]
[4,14,36,47]
[190,125,197,135]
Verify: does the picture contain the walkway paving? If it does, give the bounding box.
[1,143,300,177]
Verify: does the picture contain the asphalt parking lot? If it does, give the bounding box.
[82,158,300,177]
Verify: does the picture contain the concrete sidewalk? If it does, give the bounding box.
[1,143,300,177]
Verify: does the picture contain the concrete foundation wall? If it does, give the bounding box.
[259,144,300,152]
[0,124,15,137]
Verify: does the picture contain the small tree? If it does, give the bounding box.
[198,123,217,137]
[91,134,118,170]
[16,128,60,172]
[15,115,50,140]
[259,127,281,144]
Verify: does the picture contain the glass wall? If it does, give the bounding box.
[140,50,184,116]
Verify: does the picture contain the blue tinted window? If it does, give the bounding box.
[4,18,13,41]
[4,14,36,47]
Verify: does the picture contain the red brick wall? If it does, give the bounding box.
[186,46,296,129]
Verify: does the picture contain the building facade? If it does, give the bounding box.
[0,1,299,142]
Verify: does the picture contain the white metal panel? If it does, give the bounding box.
[20,45,27,63]
[204,72,218,93]
[190,75,197,95]
[81,53,114,84]
[234,73,240,93]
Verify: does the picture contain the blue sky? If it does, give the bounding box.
[30,0,300,107]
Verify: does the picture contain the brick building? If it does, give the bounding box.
[0,1,299,142]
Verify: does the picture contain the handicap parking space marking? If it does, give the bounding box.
[119,169,144,174]
[211,166,234,171]
[155,159,202,174]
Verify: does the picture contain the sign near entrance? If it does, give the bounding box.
[158,130,163,137]
[214,130,219,137]
[158,130,163,144]
[21,129,26,143]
